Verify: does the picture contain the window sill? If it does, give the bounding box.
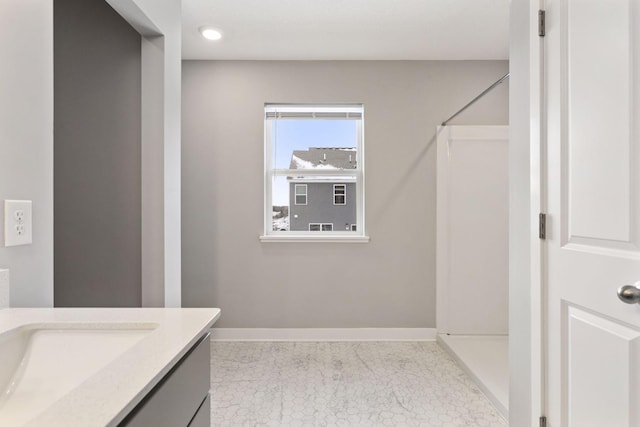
[259,235,370,243]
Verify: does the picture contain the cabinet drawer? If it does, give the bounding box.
[120,333,210,427]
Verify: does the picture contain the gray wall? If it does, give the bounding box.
[54,0,142,307]
[182,60,508,328]
[0,1,54,307]
[289,183,356,231]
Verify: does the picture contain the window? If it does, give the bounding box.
[309,223,333,231]
[294,184,307,205]
[262,104,367,242]
[333,184,346,205]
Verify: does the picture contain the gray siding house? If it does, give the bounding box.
[288,148,357,231]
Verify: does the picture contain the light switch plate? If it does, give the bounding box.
[4,200,32,247]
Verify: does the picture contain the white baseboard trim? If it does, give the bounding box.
[210,328,437,342]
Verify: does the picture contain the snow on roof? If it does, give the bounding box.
[291,155,338,170]
[288,176,356,183]
[289,147,357,170]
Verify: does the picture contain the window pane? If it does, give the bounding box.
[271,176,357,233]
[265,104,364,237]
[294,184,307,205]
[288,178,356,232]
[271,176,289,231]
[272,120,358,170]
[334,184,346,205]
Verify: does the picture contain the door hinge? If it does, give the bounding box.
[538,9,546,37]
[540,416,547,427]
[539,213,547,239]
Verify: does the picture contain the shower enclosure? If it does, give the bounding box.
[436,125,509,417]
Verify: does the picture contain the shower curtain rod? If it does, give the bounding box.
[441,72,510,126]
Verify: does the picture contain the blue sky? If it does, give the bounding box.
[272,119,357,206]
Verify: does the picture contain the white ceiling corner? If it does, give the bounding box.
[182,0,510,60]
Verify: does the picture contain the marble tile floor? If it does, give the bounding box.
[210,341,507,426]
[437,335,508,418]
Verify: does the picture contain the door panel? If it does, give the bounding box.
[565,305,640,427]
[564,0,638,248]
[546,0,640,426]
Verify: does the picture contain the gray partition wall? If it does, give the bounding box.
[54,0,142,306]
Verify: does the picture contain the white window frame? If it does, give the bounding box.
[261,104,369,243]
[294,184,307,205]
[333,184,346,205]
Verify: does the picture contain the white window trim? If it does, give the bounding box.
[294,184,307,205]
[333,184,346,206]
[260,234,370,243]
[263,104,368,242]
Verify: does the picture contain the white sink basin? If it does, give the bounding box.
[0,323,156,426]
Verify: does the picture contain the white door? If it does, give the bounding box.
[436,125,509,335]
[545,1,640,426]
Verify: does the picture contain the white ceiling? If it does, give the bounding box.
[182,0,510,60]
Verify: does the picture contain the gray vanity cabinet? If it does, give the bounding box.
[119,333,210,427]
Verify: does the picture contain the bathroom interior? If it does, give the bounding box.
[0,0,516,425]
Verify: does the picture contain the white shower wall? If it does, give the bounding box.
[436,125,510,417]
[436,125,509,335]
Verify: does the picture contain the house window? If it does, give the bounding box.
[309,223,333,232]
[262,104,366,241]
[333,184,346,205]
[294,184,307,205]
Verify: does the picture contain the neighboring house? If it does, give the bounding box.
[288,148,357,232]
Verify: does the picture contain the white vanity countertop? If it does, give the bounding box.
[0,307,221,426]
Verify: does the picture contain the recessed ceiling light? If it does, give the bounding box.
[199,26,222,41]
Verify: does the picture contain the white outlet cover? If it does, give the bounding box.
[4,200,32,247]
